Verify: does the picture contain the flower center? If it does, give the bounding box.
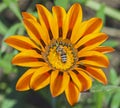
[43,39,78,71]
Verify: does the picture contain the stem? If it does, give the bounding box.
[85,0,120,21]
[51,98,56,108]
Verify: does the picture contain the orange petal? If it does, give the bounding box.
[4,36,40,51]
[63,3,82,39]
[12,50,47,67]
[94,46,115,53]
[78,51,109,68]
[50,71,70,97]
[85,67,107,84]
[83,18,103,36]
[22,12,37,21]
[71,21,87,44]
[74,69,92,91]
[75,33,108,50]
[52,6,66,38]
[71,18,103,44]
[30,66,51,90]
[36,4,54,40]
[16,68,36,91]
[23,19,48,49]
[69,71,82,91]
[65,81,80,106]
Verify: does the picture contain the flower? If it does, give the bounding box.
[5,3,114,105]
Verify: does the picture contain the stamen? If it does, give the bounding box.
[43,38,78,71]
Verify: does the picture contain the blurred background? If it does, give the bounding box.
[0,0,120,108]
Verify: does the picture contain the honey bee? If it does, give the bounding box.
[56,44,67,63]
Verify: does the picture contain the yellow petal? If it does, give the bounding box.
[50,71,70,97]
[94,46,115,53]
[75,33,108,50]
[75,69,92,91]
[22,12,37,21]
[52,6,66,38]
[30,66,51,90]
[36,4,54,41]
[23,19,48,50]
[83,18,103,36]
[69,71,82,91]
[78,50,108,58]
[16,68,36,91]
[65,81,80,106]
[80,35,108,52]
[63,3,82,39]
[71,21,87,44]
[4,36,40,51]
[72,18,102,44]
[86,67,107,84]
[12,50,47,67]
[78,51,109,67]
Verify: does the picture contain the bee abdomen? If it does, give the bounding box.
[61,54,67,63]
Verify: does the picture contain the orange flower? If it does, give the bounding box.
[5,3,114,105]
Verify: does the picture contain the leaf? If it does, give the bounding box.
[0,52,18,74]
[3,0,22,21]
[70,0,87,4]
[96,4,105,25]
[111,92,120,108]
[1,99,17,108]
[54,0,68,9]
[102,40,119,48]
[109,68,119,86]
[85,0,120,21]
[1,23,23,53]
[91,82,120,93]
[0,3,7,13]
[0,20,8,35]
[93,92,104,108]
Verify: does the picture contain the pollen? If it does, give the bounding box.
[44,39,78,71]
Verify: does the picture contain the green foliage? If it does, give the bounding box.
[1,23,23,53]
[96,4,105,25]
[3,0,22,20]
[111,91,120,108]
[70,0,86,4]
[0,20,8,35]
[0,52,17,74]
[85,0,120,21]
[91,82,120,93]
[0,3,7,13]
[54,0,68,9]
[1,99,17,108]
[109,68,119,85]
[102,40,119,48]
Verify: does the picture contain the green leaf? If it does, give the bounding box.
[0,3,7,13]
[1,99,17,108]
[85,0,120,21]
[1,23,23,53]
[0,20,8,35]
[70,0,86,4]
[54,0,68,9]
[93,92,104,108]
[0,52,18,74]
[102,40,119,48]
[3,0,22,21]
[91,82,120,93]
[111,92,120,108]
[109,68,119,86]
[96,4,105,25]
